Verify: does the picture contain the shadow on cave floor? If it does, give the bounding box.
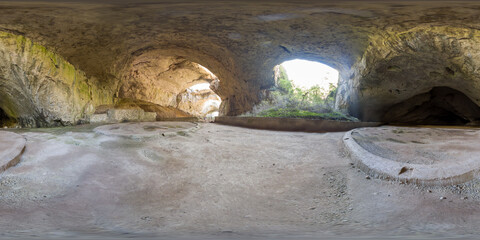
[383,87,480,126]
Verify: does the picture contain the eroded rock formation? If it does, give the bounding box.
[177,87,221,117]
[337,26,480,124]
[383,87,480,125]
[118,54,221,118]
[0,31,112,127]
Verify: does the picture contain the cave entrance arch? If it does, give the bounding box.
[272,59,340,108]
[117,54,223,121]
[279,59,339,92]
[0,107,16,127]
[175,63,222,120]
[246,59,349,120]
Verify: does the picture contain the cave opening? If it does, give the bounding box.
[0,107,16,127]
[114,56,222,122]
[175,63,221,120]
[244,59,356,121]
[178,81,221,119]
[383,87,480,126]
[280,59,339,91]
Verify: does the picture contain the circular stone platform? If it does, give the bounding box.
[344,126,480,186]
[0,131,26,173]
[93,122,198,138]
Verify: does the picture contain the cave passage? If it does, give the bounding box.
[114,55,222,122]
[174,63,221,119]
[383,87,480,126]
[178,82,221,119]
[0,107,15,127]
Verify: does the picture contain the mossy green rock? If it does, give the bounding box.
[258,108,358,121]
[0,31,112,127]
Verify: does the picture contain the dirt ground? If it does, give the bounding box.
[1,123,480,239]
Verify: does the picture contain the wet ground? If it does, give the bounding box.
[0,123,480,239]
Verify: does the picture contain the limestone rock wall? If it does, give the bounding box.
[336,26,480,123]
[0,31,113,127]
[90,109,156,124]
[118,55,214,107]
[0,1,479,123]
[118,53,222,118]
[177,88,221,117]
[96,98,193,120]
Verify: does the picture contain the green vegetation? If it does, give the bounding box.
[257,108,358,121]
[244,65,358,122]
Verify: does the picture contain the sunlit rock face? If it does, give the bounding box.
[118,54,220,118]
[0,1,479,126]
[177,83,221,117]
[0,32,112,127]
[118,55,213,108]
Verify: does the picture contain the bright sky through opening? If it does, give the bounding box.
[281,59,339,90]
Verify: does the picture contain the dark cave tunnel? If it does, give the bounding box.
[383,87,480,126]
[0,107,15,127]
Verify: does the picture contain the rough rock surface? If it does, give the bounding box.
[0,1,479,125]
[89,113,109,123]
[90,109,156,124]
[107,109,156,123]
[0,31,112,127]
[96,99,194,121]
[118,54,220,117]
[336,26,480,123]
[177,88,221,117]
[383,87,480,125]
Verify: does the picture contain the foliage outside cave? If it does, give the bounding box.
[244,65,358,121]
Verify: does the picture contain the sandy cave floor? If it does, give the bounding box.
[1,123,480,239]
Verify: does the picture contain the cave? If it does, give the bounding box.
[383,87,480,125]
[1,1,480,239]
[0,107,15,127]
[177,82,221,118]
[88,57,222,122]
[175,66,222,119]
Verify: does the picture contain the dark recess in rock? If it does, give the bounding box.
[445,67,455,76]
[383,87,480,125]
[0,108,14,127]
[279,45,291,54]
